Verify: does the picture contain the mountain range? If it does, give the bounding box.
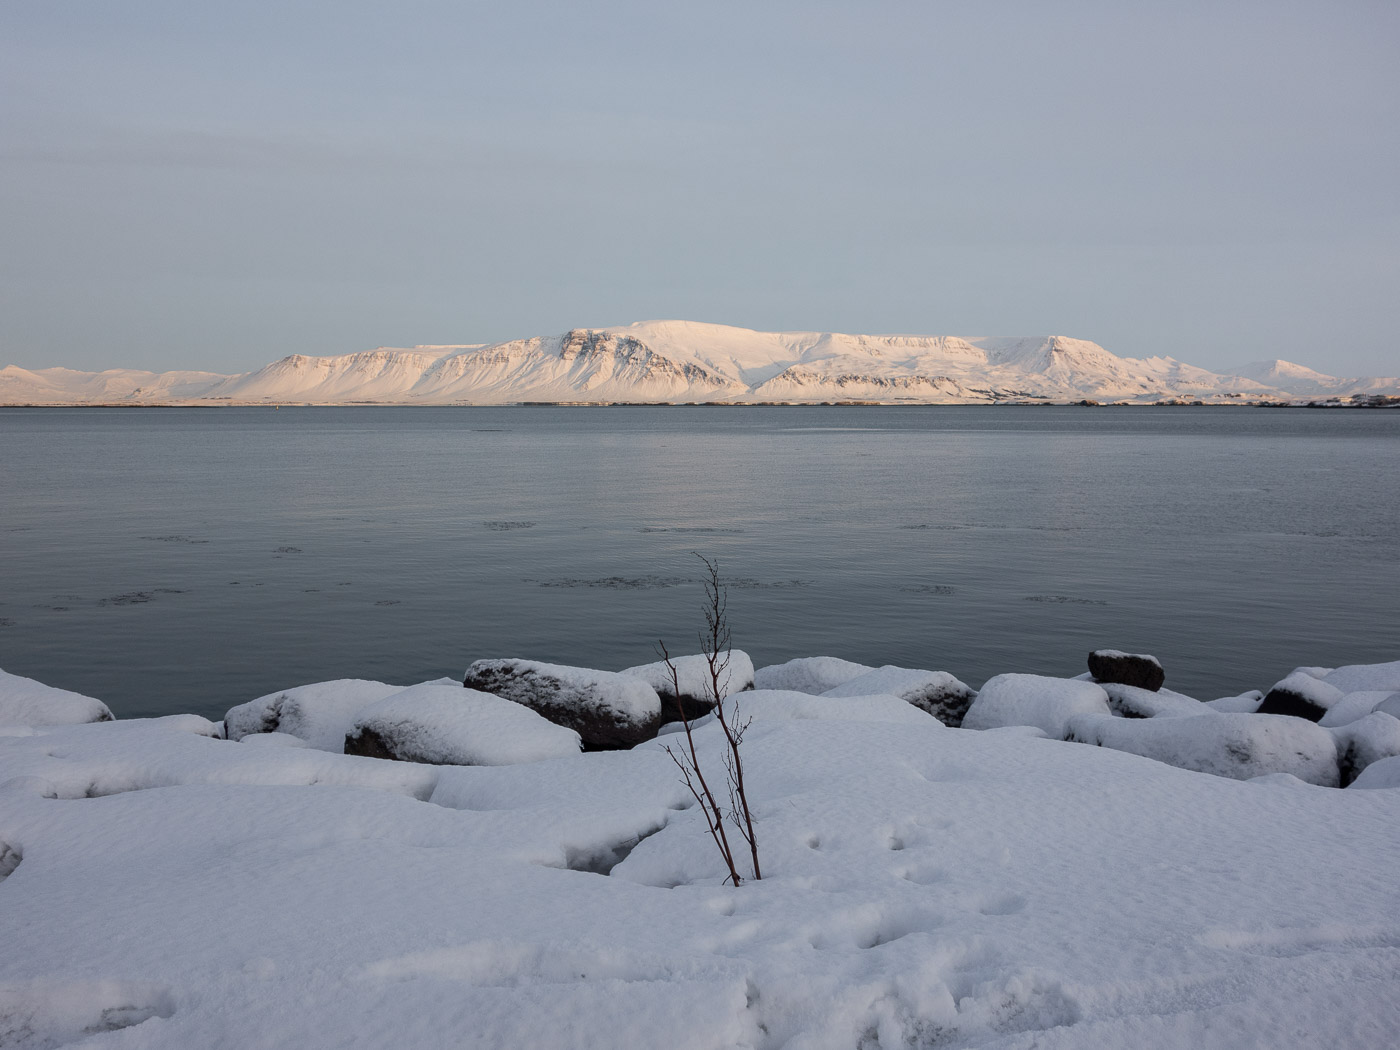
[3,320,1396,405]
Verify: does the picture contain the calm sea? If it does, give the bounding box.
[1,406,1396,721]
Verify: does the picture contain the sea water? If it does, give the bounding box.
[1,405,1396,720]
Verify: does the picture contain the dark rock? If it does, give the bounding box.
[343,726,398,761]
[1257,688,1329,722]
[1256,670,1344,723]
[464,659,661,750]
[1088,650,1165,692]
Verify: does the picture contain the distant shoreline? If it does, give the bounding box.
[2,399,1397,409]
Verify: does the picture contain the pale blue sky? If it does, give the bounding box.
[3,1,1397,376]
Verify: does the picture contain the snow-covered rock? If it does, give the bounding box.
[728,689,939,726]
[1317,659,1400,695]
[1348,754,1400,789]
[1330,711,1400,787]
[344,683,581,766]
[1257,670,1345,721]
[0,668,113,727]
[1067,712,1340,786]
[1102,683,1208,719]
[619,650,754,722]
[1377,694,1400,720]
[463,659,662,749]
[224,679,406,750]
[1205,690,1264,713]
[962,674,1111,738]
[753,656,875,695]
[1318,691,1398,728]
[821,666,977,726]
[1088,650,1165,691]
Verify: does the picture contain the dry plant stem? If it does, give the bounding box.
[698,555,762,881]
[658,639,743,887]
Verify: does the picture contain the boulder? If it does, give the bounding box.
[1102,683,1207,719]
[1066,711,1339,787]
[1205,691,1264,714]
[619,650,754,722]
[821,666,977,727]
[345,682,581,765]
[224,679,406,750]
[962,675,1111,738]
[1318,691,1398,728]
[0,668,113,727]
[463,659,661,750]
[1087,650,1165,692]
[1318,659,1400,694]
[1349,754,1400,790]
[1257,670,1345,722]
[703,688,937,727]
[753,656,875,695]
[1330,710,1400,787]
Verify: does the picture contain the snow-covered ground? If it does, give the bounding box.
[4,320,1398,405]
[2,657,1398,1049]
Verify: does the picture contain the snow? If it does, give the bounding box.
[1066,712,1341,787]
[753,656,874,695]
[962,674,1111,737]
[0,668,112,727]
[821,665,977,725]
[346,682,581,765]
[3,664,1400,1048]
[224,678,406,749]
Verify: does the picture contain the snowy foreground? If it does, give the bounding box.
[2,656,1399,1050]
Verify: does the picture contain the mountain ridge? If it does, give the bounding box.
[3,320,1396,405]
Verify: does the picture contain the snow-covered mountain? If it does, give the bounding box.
[3,321,1397,405]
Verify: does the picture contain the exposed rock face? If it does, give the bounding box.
[1257,670,1345,722]
[1088,650,1165,692]
[822,666,978,727]
[619,650,755,723]
[343,726,399,761]
[463,659,662,750]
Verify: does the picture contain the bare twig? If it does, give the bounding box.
[658,554,761,884]
[658,638,743,887]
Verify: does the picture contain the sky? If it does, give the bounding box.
[3,0,1398,377]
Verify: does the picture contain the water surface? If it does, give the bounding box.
[2,405,1396,720]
